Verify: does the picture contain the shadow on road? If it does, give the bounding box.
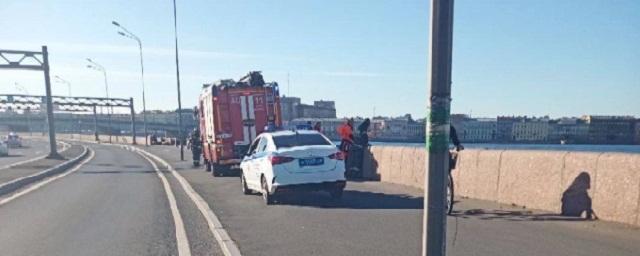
[451,208,593,222]
[273,190,423,210]
[80,170,156,174]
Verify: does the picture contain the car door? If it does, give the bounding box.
[242,137,261,189]
[250,137,270,186]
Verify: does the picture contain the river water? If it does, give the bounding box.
[365,141,640,154]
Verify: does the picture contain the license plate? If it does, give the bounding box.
[299,157,324,167]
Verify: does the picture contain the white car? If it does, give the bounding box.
[5,133,22,148]
[239,130,346,204]
[0,141,8,156]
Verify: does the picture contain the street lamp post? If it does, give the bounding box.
[423,0,455,256]
[14,83,33,136]
[53,76,73,136]
[54,75,72,97]
[86,58,113,143]
[112,20,147,146]
[172,0,185,161]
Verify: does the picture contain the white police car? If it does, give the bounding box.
[239,130,346,204]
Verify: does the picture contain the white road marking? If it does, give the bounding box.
[0,141,71,171]
[0,146,94,206]
[135,147,242,256]
[137,150,192,256]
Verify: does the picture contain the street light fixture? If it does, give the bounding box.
[86,58,112,143]
[112,20,148,146]
[54,75,72,96]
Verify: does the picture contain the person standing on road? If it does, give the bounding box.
[356,118,370,145]
[189,128,202,167]
[337,118,355,156]
[313,122,322,133]
[450,125,463,151]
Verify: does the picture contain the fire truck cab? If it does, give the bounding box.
[198,71,282,176]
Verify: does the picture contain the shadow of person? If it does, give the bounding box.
[561,172,597,220]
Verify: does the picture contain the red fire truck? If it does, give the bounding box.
[198,71,282,176]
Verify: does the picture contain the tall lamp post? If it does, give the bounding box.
[54,75,72,97]
[172,0,184,161]
[54,76,72,135]
[14,83,33,136]
[423,0,455,256]
[112,20,148,146]
[86,58,113,143]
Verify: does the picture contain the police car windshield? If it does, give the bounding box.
[273,134,332,149]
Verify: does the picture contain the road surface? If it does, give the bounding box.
[0,142,639,256]
[0,139,57,168]
[0,143,222,256]
[147,145,640,256]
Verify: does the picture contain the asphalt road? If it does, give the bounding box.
[1,142,639,256]
[0,143,221,256]
[0,139,53,168]
[146,145,640,256]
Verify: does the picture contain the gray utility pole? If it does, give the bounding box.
[42,46,61,159]
[54,75,72,96]
[112,20,147,146]
[86,58,112,143]
[173,0,185,161]
[93,105,99,141]
[423,0,455,256]
[129,97,136,144]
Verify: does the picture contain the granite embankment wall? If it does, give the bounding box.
[26,134,640,227]
[362,146,640,227]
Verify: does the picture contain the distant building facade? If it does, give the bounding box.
[280,96,336,122]
[280,96,301,122]
[497,116,522,142]
[581,115,636,144]
[512,117,550,142]
[461,118,497,142]
[548,118,589,143]
[635,120,640,144]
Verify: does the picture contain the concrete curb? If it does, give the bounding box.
[0,144,89,197]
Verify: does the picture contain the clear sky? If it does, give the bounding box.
[1,0,638,118]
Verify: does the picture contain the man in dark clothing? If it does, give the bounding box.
[189,129,202,167]
[450,125,464,151]
[313,122,322,133]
